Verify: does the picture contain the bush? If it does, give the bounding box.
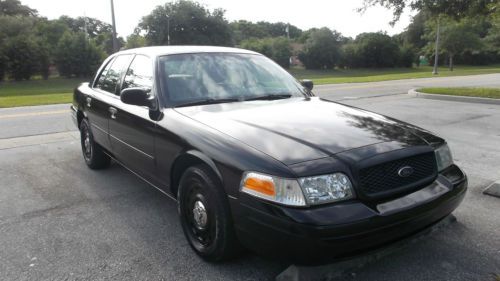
[240,37,291,68]
[55,32,106,77]
[298,27,342,69]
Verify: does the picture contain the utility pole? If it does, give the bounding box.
[432,16,440,75]
[110,0,118,53]
[167,17,171,45]
[83,12,89,42]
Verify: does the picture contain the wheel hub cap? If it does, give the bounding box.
[84,135,91,154]
[192,201,208,229]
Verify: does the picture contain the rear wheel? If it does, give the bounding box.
[178,165,241,262]
[80,119,110,169]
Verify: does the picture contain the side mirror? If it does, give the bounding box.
[120,87,154,108]
[300,79,314,91]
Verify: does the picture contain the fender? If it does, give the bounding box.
[170,149,224,196]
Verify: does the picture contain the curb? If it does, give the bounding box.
[408,88,500,105]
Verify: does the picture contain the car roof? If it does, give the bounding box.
[114,46,260,57]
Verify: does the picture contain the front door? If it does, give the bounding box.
[108,55,157,181]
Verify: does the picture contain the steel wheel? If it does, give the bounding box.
[178,165,242,262]
[79,118,110,169]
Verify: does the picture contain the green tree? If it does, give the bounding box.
[424,18,482,70]
[0,15,36,38]
[35,19,70,51]
[125,34,147,49]
[485,5,500,53]
[403,11,429,50]
[55,32,105,77]
[0,0,37,16]
[229,20,302,44]
[138,0,232,46]
[36,39,50,80]
[354,32,402,67]
[4,36,39,80]
[298,27,343,69]
[0,47,6,81]
[56,15,123,54]
[360,0,497,24]
[230,20,268,44]
[240,37,291,68]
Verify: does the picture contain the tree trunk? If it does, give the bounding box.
[449,55,454,71]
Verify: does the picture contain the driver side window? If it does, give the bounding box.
[122,55,153,91]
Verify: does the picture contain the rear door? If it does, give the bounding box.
[84,57,114,150]
[88,54,133,150]
[107,55,157,181]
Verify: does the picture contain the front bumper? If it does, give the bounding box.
[231,164,467,263]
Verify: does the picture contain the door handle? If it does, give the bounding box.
[108,107,118,119]
[86,97,92,108]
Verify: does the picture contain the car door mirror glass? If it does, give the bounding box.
[120,87,153,108]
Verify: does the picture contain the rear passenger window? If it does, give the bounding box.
[122,55,153,90]
[95,57,115,87]
[96,54,133,95]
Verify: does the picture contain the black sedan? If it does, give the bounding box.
[71,46,467,263]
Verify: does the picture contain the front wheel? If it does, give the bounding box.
[178,165,241,262]
[80,119,110,169]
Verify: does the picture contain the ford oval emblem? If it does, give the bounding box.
[398,166,414,177]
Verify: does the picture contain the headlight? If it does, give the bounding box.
[298,173,354,205]
[240,172,354,206]
[435,144,453,171]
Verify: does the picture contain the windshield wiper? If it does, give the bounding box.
[244,93,292,101]
[174,98,240,108]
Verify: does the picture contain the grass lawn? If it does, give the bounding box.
[417,87,500,99]
[0,77,87,108]
[289,65,500,85]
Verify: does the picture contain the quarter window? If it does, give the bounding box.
[122,55,153,90]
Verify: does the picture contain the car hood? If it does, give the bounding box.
[174,97,435,165]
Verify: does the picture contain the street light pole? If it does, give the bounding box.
[432,16,440,75]
[110,0,118,53]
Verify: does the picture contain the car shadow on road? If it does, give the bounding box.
[80,160,288,280]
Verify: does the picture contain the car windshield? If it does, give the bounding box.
[158,53,307,107]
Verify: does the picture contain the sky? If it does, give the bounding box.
[20,0,414,39]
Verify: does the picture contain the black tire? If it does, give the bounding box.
[80,118,110,169]
[178,165,241,262]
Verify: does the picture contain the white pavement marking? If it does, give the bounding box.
[0,131,79,150]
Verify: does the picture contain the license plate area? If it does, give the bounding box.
[376,181,449,215]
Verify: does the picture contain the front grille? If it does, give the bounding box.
[359,152,437,198]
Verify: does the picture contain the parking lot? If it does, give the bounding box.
[1,80,499,280]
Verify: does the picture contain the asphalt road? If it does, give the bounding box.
[0,74,499,280]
